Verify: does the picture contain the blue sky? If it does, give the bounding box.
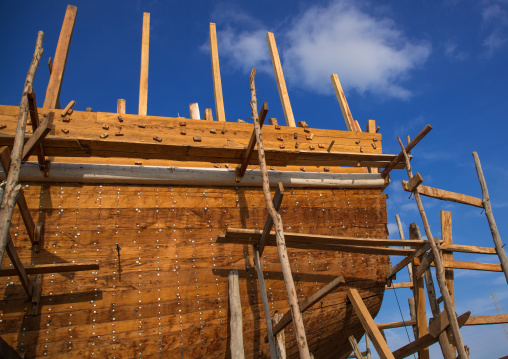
[1,0,508,357]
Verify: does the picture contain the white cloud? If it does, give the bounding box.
[208,0,431,100]
[444,41,468,61]
[481,1,508,57]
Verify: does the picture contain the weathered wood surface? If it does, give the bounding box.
[0,184,389,358]
[401,181,483,208]
[138,12,150,116]
[209,23,226,122]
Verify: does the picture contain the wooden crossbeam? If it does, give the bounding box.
[26,87,48,171]
[441,243,496,255]
[431,259,502,272]
[268,275,345,340]
[0,262,99,276]
[0,134,405,169]
[385,282,413,289]
[267,32,295,127]
[5,238,32,298]
[347,288,395,359]
[381,125,432,178]
[392,312,470,359]
[386,242,430,280]
[22,111,53,162]
[238,102,269,178]
[43,5,77,109]
[401,181,483,208]
[376,314,508,331]
[258,182,283,254]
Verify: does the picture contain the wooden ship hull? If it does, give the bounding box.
[0,105,393,358]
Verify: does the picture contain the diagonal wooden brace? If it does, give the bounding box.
[26,88,51,173]
[6,237,32,299]
[386,242,430,280]
[22,111,53,164]
[258,182,284,255]
[236,102,269,180]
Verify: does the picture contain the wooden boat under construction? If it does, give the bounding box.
[0,5,431,359]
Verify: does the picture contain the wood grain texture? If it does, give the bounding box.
[0,185,389,358]
[209,23,226,122]
[138,13,150,116]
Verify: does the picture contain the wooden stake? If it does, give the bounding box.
[117,99,126,114]
[209,23,226,122]
[204,108,213,121]
[330,74,355,131]
[250,68,310,359]
[273,313,286,359]
[347,288,394,359]
[0,31,44,264]
[441,211,455,353]
[473,151,508,284]
[138,12,150,116]
[399,139,468,359]
[43,5,76,109]
[228,270,245,359]
[189,103,200,119]
[267,32,295,127]
[395,214,413,281]
[253,246,278,359]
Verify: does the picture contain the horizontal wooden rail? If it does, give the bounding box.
[377,314,508,331]
[431,259,502,272]
[0,262,99,276]
[441,243,496,255]
[401,181,483,208]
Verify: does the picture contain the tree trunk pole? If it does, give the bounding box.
[398,137,468,359]
[228,270,245,359]
[473,152,508,284]
[250,68,311,359]
[0,31,44,264]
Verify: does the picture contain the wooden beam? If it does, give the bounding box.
[378,319,417,330]
[138,12,150,116]
[16,189,36,245]
[273,313,286,359]
[381,124,432,178]
[26,87,47,170]
[465,314,508,326]
[441,211,455,353]
[401,182,483,208]
[270,275,345,339]
[189,103,200,120]
[330,74,355,131]
[413,259,429,358]
[258,181,283,254]
[0,262,99,276]
[204,108,213,121]
[209,23,226,122]
[392,312,470,359]
[228,270,245,359]
[5,238,32,298]
[405,172,423,192]
[395,214,413,283]
[61,100,75,116]
[431,260,502,272]
[473,151,508,284]
[117,99,126,114]
[385,282,413,289]
[238,102,269,178]
[22,111,53,162]
[0,32,44,265]
[43,5,77,109]
[349,336,363,359]
[250,69,310,358]
[267,32,295,127]
[386,242,430,280]
[441,243,496,255]
[346,288,394,359]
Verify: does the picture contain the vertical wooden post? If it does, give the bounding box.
[228,270,245,359]
[473,152,508,284]
[43,5,76,109]
[117,99,126,114]
[204,108,213,121]
[267,32,296,127]
[441,210,456,354]
[395,214,413,281]
[253,246,278,359]
[0,32,44,264]
[189,103,201,119]
[138,12,150,116]
[349,336,363,359]
[209,23,226,122]
[330,74,355,131]
[412,258,429,358]
[273,313,286,359]
[366,119,379,173]
[250,69,310,359]
[366,334,372,359]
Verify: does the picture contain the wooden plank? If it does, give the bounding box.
[377,319,417,330]
[43,5,77,109]
[441,211,455,353]
[473,151,508,284]
[267,32,295,127]
[412,261,429,359]
[271,275,345,338]
[346,288,394,359]
[258,181,283,254]
[273,313,286,359]
[0,262,99,276]
[209,23,226,122]
[204,108,213,121]
[21,111,53,161]
[395,214,413,283]
[228,270,245,359]
[0,32,44,265]
[0,336,22,359]
[117,99,126,114]
[239,102,269,178]
[61,100,75,116]
[385,282,413,289]
[381,124,432,178]
[405,172,423,192]
[189,103,200,120]
[330,74,355,131]
[5,238,32,298]
[441,243,496,255]
[465,314,508,326]
[401,182,483,208]
[392,312,470,359]
[26,87,47,170]
[386,242,430,280]
[138,12,150,116]
[430,260,502,272]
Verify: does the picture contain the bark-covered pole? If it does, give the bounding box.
[0,31,44,264]
[250,68,311,359]
[473,152,508,284]
[398,138,468,359]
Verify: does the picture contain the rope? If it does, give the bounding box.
[393,288,417,359]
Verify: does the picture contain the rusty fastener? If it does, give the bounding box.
[210,129,216,134]
[179,122,186,126]
[102,124,109,130]
[62,117,71,123]
[214,164,221,168]
[115,132,123,136]
[100,133,108,139]
[277,136,283,141]
[61,128,69,134]
[355,139,361,144]
[275,125,281,130]
[193,136,202,142]
[309,145,315,150]
[279,144,285,149]
[117,115,123,122]
[372,143,377,149]
[324,167,330,172]
[180,130,186,135]
[318,143,324,148]
[294,133,298,139]
[0,124,6,129]
[153,136,162,142]
[137,124,146,128]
